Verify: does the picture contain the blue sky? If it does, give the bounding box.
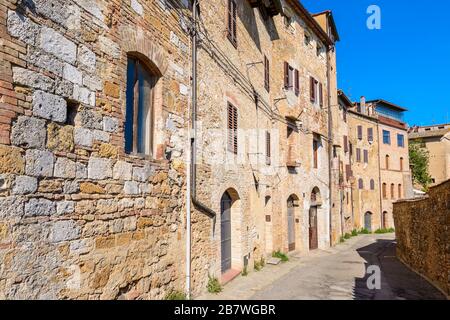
[302,0,450,126]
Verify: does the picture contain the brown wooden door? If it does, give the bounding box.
[309,207,318,250]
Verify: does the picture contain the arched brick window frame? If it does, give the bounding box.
[120,27,168,160]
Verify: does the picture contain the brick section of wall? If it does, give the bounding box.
[393,180,450,297]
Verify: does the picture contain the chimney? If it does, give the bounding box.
[360,96,366,114]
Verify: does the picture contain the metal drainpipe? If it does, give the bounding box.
[326,46,334,246]
[186,0,216,300]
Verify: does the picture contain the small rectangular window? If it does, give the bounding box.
[383,130,391,145]
[363,150,368,163]
[266,131,271,165]
[313,138,319,169]
[356,148,361,162]
[343,136,348,153]
[227,103,238,154]
[310,76,316,102]
[368,128,374,142]
[397,134,405,147]
[294,69,299,96]
[357,126,363,140]
[227,0,237,47]
[319,83,323,107]
[264,55,270,93]
[125,57,156,156]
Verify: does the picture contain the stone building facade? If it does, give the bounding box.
[191,0,341,287]
[0,0,192,299]
[409,124,450,186]
[347,101,382,232]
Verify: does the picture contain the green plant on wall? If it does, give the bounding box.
[409,140,433,190]
[207,276,222,294]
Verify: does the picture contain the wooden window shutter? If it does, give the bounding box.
[345,164,352,181]
[266,131,271,164]
[356,148,361,162]
[357,126,363,140]
[264,55,270,92]
[368,128,373,142]
[319,83,323,107]
[343,136,348,153]
[227,103,238,154]
[227,0,237,47]
[364,150,368,163]
[284,62,289,89]
[294,69,299,96]
[310,76,315,102]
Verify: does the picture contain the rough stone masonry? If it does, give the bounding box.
[0,0,193,299]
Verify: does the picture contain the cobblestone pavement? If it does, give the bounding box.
[197,234,446,300]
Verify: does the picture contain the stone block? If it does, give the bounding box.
[27,47,64,76]
[25,198,56,216]
[7,10,40,45]
[12,67,54,91]
[25,149,54,177]
[47,123,74,153]
[80,182,105,194]
[11,116,46,149]
[98,36,121,59]
[74,127,93,147]
[118,198,134,211]
[63,63,82,85]
[103,116,119,133]
[56,201,75,215]
[124,181,140,195]
[72,85,95,106]
[96,199,118,214]
[0,145,24,174]
[83,75,102,91]
[113,161,132,180]
[54,157,77,178]
[93,130,110,143]
[76,163,88,179]
[76,108,102,129]
[104,81,120,98]
[133,165,153,182]
[88,157,113,180]
[78,45,96,73]
[0,196,25,218]
[50,220,80,243]
[64,180,79,194]
[32,90,67,123]
[131,0,144,15]
[55,79,74,98]
[98,143,118,158]
[12,176,38,195]
[40,26,77,64]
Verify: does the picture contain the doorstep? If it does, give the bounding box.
[220,269,241,285]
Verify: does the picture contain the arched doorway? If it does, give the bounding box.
[220,192,232,273]
[287,195,299,251]
[264,196,273,254]
[309,187,322,250]
[364,212,373,232]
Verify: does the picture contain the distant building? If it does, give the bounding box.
[409,124,450,186]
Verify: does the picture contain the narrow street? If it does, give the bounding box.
[198,234,446,300]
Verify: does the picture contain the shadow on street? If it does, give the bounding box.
[353,239,446,300]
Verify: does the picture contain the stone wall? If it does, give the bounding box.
[0,0,191,299]
[393,180,450,297]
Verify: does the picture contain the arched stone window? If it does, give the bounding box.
[370,179,375,190]
[358,178,364,190]
[385,155,390,170]
[382,183,387,199]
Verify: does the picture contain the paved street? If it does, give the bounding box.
[198,234,446,300]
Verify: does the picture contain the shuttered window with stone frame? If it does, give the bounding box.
[227,103,238,154]
[125,56,156,156]
[227,0,237,47]
[266,130,271,165]
[264,55,270,93]
[319,83,323,107]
